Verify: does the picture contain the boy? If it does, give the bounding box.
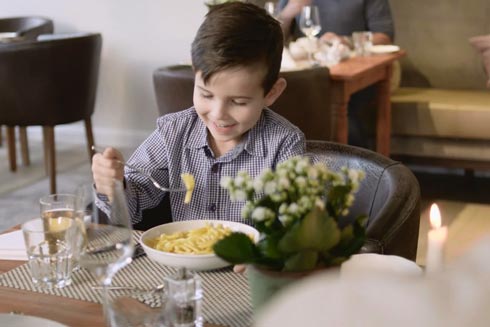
[92,2,306,226]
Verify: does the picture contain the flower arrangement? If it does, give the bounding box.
[214,156,367,272]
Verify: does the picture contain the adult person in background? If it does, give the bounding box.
[469,34,490,88]
[277,0,395,147]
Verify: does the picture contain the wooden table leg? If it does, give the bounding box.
[375,64,393,157]
[6,127,16,172]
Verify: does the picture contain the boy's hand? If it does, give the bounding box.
[92,147,125,200]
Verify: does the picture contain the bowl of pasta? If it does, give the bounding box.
[140,220,259,271]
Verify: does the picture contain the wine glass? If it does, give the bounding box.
[299,5,321,65]
[75,181,134,287]
[264,1,279,20]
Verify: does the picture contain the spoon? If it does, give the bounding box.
[91,145,186,193]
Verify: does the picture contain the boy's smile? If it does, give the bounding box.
[193,66,285,157]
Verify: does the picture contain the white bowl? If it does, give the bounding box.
[140,220,259,271]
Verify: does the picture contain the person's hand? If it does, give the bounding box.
[280,0,312,20]
[233,264,247,274]
[320,32,342,44]
[469,34,490,88]
[92,147,125,200]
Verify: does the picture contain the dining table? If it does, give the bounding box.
[328,50,406,156]
[0,228,243,327]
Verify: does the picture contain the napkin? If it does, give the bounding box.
[0,230,28,260]
[340,253,423,278]
[281,47,299,71]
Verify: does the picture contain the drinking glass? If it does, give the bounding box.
[299,5,321,65]
[75,181,134,287]
[40,193,87,270]
[22,217,78,289]
[352,31,373,56]
[264,1,279,19]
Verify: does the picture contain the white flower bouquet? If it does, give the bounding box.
[214,156,367,272]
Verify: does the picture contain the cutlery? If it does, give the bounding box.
[91,283,165,293]
[91,145,186,193]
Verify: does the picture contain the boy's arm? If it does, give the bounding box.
[275,129,306,165]
[124,128,170,225]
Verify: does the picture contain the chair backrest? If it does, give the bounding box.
[306,140,421,261]
[153,65,333,142]
[0,16,53,40]
[269,67,332,141]
[0,33,102,126]
[153,65,195,116]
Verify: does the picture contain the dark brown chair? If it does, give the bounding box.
[270,67,333,141]
[0,16,54,163]
[0,16,53,42]
[0,33,102,194]
[153,65,333,142]
[306,140,421,261]
[153,65,195,116]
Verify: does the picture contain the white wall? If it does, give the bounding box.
[1,0,207,145]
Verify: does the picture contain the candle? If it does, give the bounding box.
[426,203,447,274]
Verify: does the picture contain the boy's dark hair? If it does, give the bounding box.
[191,2,283,94]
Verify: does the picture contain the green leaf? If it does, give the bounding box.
[258,233,284,260]
[278,207,341,254]
[284,250,319,271]
[213,232,261,264]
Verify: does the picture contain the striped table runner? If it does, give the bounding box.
[0,232,253,327]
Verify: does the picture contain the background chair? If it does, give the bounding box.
[0,33,102,194]
[153,65,195,116]
[0,16,54,164]
[0,16,53,41]
[270,67,333,141]
[153,65,334,142]
[306,140,421,261]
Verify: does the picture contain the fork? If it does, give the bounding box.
[91,145,186,193]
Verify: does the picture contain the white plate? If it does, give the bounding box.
[0,32,19,39]
[369,45,400,54]
[140,220,259,271]
[0,314,67,327]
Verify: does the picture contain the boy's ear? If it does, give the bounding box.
[264,77,287,107]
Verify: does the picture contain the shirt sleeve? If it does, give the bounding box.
[124,119,170,225]
[365,0,395,41]
[274,128,306,166]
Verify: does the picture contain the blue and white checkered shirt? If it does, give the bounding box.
[124,107,305,225]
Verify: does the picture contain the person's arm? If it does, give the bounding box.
[277,0,311,41]
[365,0,394,44]
[469,34,490,88]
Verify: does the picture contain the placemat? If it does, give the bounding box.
[0,232,252,327]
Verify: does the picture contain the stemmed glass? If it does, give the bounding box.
[299,5,321,66]
[75,181,134,287]
[264,1,279,20]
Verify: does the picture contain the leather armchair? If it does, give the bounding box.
[0,33,102,194]
[306,140,421,261]
[153,65,333,142]
[270,67,333,141]
[0,16,53,41]
[153,65,195,116]
[0,16,54,164]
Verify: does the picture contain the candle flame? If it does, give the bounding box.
[430,203,441,229]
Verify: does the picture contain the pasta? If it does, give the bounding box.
[180,173,195,204]
[150,223,232,255]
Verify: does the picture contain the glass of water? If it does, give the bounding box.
[22,217,79,289]
[299,5,322,65]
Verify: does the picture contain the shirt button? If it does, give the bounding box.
[211,164,219,173]
[208,203,217,212]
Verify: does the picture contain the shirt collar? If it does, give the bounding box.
[184,108,268,158]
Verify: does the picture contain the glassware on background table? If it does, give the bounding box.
[264,1,279,19]
[352,31,373,56]
[299,5,321,66]
[40,193,87,270]
[75,181,134,287]
[21,217,79,289]
[164,268,203,327]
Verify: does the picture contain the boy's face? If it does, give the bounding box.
[193,65,283,156]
